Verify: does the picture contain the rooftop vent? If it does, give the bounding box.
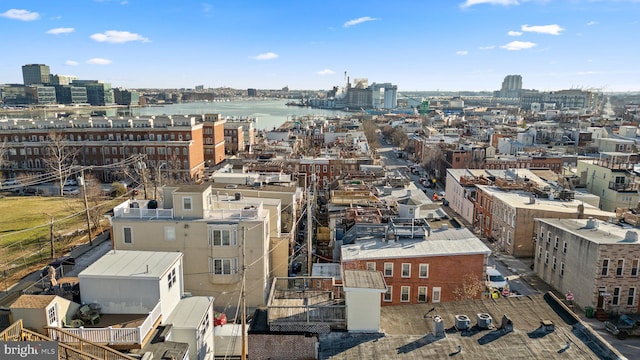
[624,231,638,242]
[440,224,449,231]
[433,316,446,338]
[585,217,598,229]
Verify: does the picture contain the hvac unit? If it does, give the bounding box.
[455,315,471,331]
[477,313,493,329]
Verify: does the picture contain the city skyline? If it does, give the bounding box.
[1,0,639,92]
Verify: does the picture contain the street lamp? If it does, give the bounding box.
[155,162,167,200]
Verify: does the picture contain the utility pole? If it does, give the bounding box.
[47,214,55,259]
[80,168,93,246]
[306,173,314,274]
[241,226,247,360]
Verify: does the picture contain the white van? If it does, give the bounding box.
[486,267,509,291]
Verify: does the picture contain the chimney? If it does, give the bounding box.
[577,203,584,219]
[500,314,513,333]
[433,316,446,338]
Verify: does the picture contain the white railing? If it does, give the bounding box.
[138,301,162,343]
[114,207,173,219]
[59,302,162,345]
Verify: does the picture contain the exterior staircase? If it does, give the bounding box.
[595,308,610,322]
[0,319,136,360]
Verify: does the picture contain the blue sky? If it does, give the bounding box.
[1,0,639,92]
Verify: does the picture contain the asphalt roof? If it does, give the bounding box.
[318,293,623,360]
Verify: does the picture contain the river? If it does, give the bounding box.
[137,99,350,130]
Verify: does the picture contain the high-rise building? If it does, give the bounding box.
[499,75,522,98]
[71,80,114,105]
[22,64,51,85]
[49,74,78,86]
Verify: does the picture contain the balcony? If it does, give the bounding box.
[46,301,162,349]
[608,181,639,192]
[113,200,173,219]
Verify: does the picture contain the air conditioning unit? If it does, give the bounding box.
[455,315,470,331]
[477,313,492,329]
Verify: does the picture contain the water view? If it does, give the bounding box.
[138,99,350,130]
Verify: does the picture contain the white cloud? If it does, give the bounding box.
[461,0,519,8]
[500,41,537,50]
[90,30,150,43]
[86,58,112,65]
[46,27,75,35]
[251,52,279,60]
[508,30,522,36]
[343,16,378,28]
[65,60,79,66]
[317,69,335,76]
[1,9,40,21]
[456,50,469,56]
[479,45,496,50]
[586,21,598,26]
[521,24,564,35]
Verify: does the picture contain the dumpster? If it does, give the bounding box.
[585,306,594,318]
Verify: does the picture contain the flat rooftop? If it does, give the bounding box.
[537,218,640,245]
[319,293,622,359]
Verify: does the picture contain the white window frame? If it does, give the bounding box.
[401,263,411,278]
[616,259,625,277]
[208,228,235,246]
[47,304,57,326]
[366,262,376,271]
[400,286,410,302]
[164,226,176,241]
[628,287,636,306]
[562,241,567,254]
[560,262,565,277]
[123,227,133,244]
[432,287,441,303]
[601,258,610,276]
[612,287,621,305]
[552,256,557,271]
[383,286,392,302]
[632,259,639,277]
[417,286,428,302]
[209,257,238,275]
[383,262,393,277]
[554,236,559,249]
[167,268,176,289]
[419,264,429,278]
[183,196,193,211]
[544,251,549,265]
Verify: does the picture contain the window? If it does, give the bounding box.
[366,262,376,271]
[616,259,624,276]
[209,258,237,275]
[418,287,427,302]
[400,286,410,302]
[538,246,542,260]
[547,231,551,243]
[419,264,429,278]
[401,263,411,278]
[209,229,234,246]
[47,305,57,325]
[168,268,176,289]
[628,288,636,306]
[544,251,549,265]
[123,227,133,244]
[562,241,567,254]
[383,286,392,302]
[552,257,557,271]
[632,259,639,276]
[200,312,210,336]
[612,287,620,305]
[560,262,565,277]
[164,226,176,241]
[183,197,192,211]
[432,287,441,303]
[601,259,610,276]
[384,263,393,277]
[554,236,559,249]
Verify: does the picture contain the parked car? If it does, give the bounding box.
[485,267,509,291]
[605,314,640,339]
[63,179,78,186]
[62,187,80,196]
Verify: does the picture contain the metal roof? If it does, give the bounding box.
[78,250,182,279]
[165,296,213,329]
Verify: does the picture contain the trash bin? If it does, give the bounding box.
[585,306,594,318]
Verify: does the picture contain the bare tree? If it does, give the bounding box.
[452,274,485,301]
[44,132,79,196]
[0,140,7,182]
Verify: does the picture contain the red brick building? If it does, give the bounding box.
[341,227,491,305]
